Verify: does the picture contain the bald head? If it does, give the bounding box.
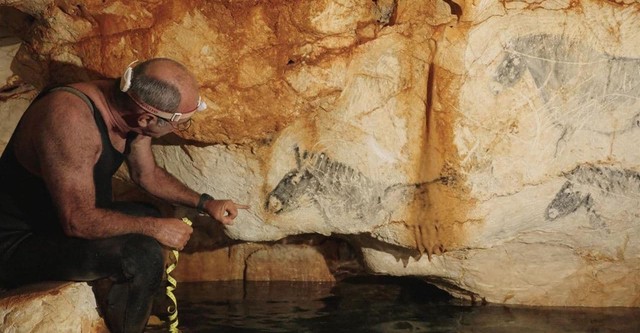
[127,58,200,116]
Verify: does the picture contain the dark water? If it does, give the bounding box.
[148,276,640,333]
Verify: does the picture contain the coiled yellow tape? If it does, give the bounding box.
[166,217,192,333]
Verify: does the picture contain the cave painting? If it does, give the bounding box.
[266,147,426,226]
[266,146,446,257]
[493,34,640,152]
[545,164,640,230]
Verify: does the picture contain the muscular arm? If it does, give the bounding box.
[125,134,200,207]
[126,134,249,224]
[35,95,191,249]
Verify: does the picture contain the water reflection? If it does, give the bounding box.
[148,276,640,333]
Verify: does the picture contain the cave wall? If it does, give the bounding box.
[1,0,639,307]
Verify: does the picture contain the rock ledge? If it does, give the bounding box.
[0,282,108,333]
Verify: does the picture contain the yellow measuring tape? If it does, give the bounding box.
[166,217,192,333]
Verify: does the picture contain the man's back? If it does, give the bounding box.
[0,85,124,259]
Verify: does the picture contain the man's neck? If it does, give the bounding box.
[102,83,136,138]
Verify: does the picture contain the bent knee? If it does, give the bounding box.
[121,234,164,284]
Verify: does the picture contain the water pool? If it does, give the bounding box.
[147,276,640,333]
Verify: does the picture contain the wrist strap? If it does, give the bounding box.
[197,193,214,212]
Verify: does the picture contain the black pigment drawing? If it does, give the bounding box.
[493,34,640,151]
[266,147,427,226]
[545,164,640,229]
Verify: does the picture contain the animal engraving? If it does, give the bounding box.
[266,147,444,258]
[267,147,413,221]
[545,164,640,230]
[493,34,640,152]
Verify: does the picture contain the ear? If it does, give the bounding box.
[137,113,156,128]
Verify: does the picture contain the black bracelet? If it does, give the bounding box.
[197,193,214,212]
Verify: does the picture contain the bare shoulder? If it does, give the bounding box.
[30,89,102,160]
[37,89,98,129]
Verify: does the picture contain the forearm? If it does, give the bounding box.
[63,206,159,239]
[137,167,249,225]
[62,205,191,249]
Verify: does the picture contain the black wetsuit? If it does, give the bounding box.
[0,87,164,333]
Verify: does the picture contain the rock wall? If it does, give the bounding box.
[0,282,108,333]
[1,0,639,307]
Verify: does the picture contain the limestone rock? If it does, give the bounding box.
[0,26,35,152]
[245,245,337,281]
[174,243,336,282]
[0,282,108,333]
[173,245,257,282]
[1,0,639,307]
[0,84,36,151]
[173,234,360,282]
[421,0,640,306]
